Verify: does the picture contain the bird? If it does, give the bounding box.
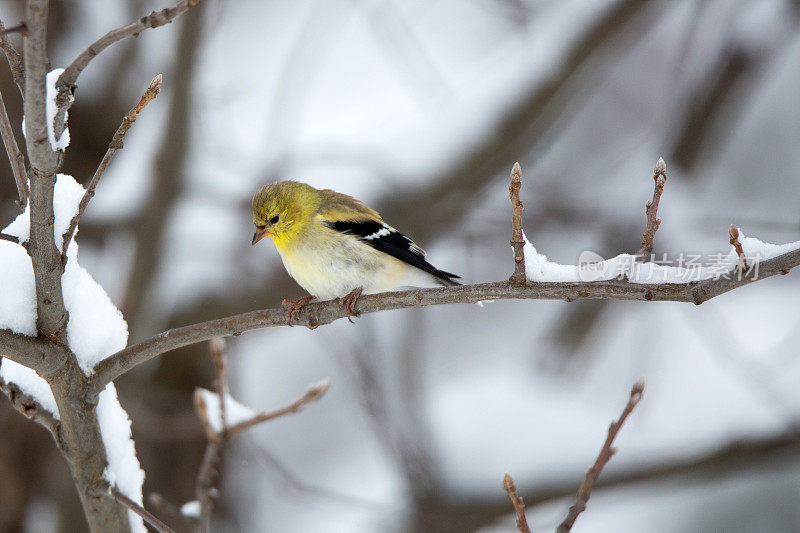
[251,180,460,321]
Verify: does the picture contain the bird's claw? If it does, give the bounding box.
[281,296,317,325]
[339,287,363,323]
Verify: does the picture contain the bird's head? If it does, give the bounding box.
[251,180,320,248]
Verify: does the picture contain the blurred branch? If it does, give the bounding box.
[556,379,645,533]
[106,484,175,533]
[53,0,200,139]
[122,1,204,332]
[0,18,25,93]
[502,473,531,533]
[636,158,667,261]
[90,242,800,394]
[61,74,163,262]
[0,87,28,207]
[377,0,655,242]
[191,339,329,532]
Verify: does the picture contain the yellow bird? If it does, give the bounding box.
[251,180,460,320]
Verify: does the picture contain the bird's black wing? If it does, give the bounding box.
[325,220,460,286]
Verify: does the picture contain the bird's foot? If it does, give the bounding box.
[339,287,363,323]
[281,296,317,325]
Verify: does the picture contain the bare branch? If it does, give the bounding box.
[210,338,228,430]
[729,224,747,271]
[53,0,199,137]
[556,379,645,533]
[225,379,330,436]
[0,23,29,37]
[107,484,176,533]
[61,74,163,260]
[89,245,800,394]
[0,18,25,93]
[637,158,667,261]
[0,328,70,377]
[0,88,27,206]
[0,232,20,243]
[503,473,531,533]
[509,162,526,284]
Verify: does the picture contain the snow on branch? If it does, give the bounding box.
[187,339,330,531]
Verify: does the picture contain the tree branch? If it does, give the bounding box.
[502,473,531,533]
[224,379,329,436]
[0,18,25,93]
[89,245,800,394]
[0,86,28,206]
[0,328,69,377]
[637,158,667,261]
[107,484,175,533]
[23,0,68,340]
[61,74,163,261]
[192,339,329,531]
[729,224,747,271]
[509,162,526,284]
[53,0,199,138]
[556,379,645,533]
[0,375,59,438]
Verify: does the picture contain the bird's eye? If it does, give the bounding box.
[269,215,279,224]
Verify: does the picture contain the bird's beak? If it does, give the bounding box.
[252,227,270,245]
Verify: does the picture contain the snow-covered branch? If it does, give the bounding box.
[188,339,330,532]
[89,241,800,395]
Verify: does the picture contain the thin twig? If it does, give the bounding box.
[195,338,229,532]
[729,224,747,271]
[0,23,29,37]
[0,18,25,92]
[0,232,19,243]
[88,243,800,395]
[53,0,198,135]
[503,473,532,533]
[147,493,189,524]
[0,87,28,207]
[210,338,228,431]
[107,484,176,533]
[509,162,526,284]
[61,74,162,261]
[225,379,330,436]
[556,379,645,533]
[192,339,329,532]
[636,158,667,261]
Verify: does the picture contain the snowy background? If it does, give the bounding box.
[1,0,800,532]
